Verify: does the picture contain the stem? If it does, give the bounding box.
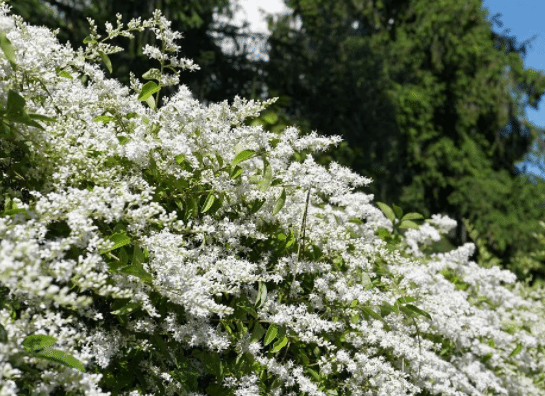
[294,187,311,280]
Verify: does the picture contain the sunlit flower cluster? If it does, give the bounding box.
[0,3,544,396]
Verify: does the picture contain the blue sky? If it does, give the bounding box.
[481,0,545,183]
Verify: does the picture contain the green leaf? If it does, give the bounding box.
[138,81,161,101]
[145,95,156,110]
[392,204,403,220]
[231,149,256,168]
[399,220,420,230]
[272,188,286,216]
[118,263,152,284]
[98,51,113,74]
[201,192,215,213]
[249,198,266,214]
[110,301,141,316]
[175,154,185,165]
[230,166,243,180]
[361,306,382,321]
[99,232,131,254]
[285,230,296,248]
[400,304,432,320]
[259,159,273,192]
[401,212,425,221]
[0,323,7,342]
[350,314,360,324]
[262,112,278,124]
[395,296,416,305]
[142,68,161,80]
[82,36,96,44]
[215,152,224,168]
[7,90,25,115]
[348,217,364,225]
[117,136,130,145]
[132,244,146,266]
[509,343,523,358]
[0,32,16,70]
[92,115,116,123]
[27,113,57,122]
[307,368,321,382]
[255,282,267,308]
[35,347,86,372]
[22,334,57,353]
[375,202,396,223]
[271,336,288,353]
[264,324,278,346]
[56,69,73,80]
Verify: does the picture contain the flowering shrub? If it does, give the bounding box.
[1,3,545,395]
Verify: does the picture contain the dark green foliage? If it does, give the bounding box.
[262,0,545,282]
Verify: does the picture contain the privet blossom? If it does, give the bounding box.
[0,3,544,395]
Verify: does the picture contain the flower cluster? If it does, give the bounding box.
[0,3,544,395]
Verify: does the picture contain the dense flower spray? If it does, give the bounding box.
[0,3,544,395]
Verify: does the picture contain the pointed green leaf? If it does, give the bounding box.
[175,154,185,165]
[375,202,395,223]
[175,199,184,212]
[251,322,266,343]
[83,36,96,44]
[272,188,286,216]
[201,192,215,213]
[138,81,161,101]
[117,136,130,145]
[119,247,129,265]
[307,368,321,382]
[0,323,7,343]
[264,324,278,346]
[215,152,224,168]
[99,232,131,254]
[92,115,116,123]
[98,51,112,73]
[118,264,152,284]
[348,217,364,225]
[230,166,243,180]
[271,336,288,353]
[145,95,156,109]
[509,343,523,358]
[7,90,25,115]
[401,212,425,221]
[392,204,403,220]
[35,347,86,372]
[0,32,16,70]
[255,282,267,308]
[396,296,416,305]
[111,301,141,316]
[22,335,57,353]
[27,113,57,122]
[399,220,420,230]
[400,304,432,320]
[142,68,161,80]
[249,198,266,214]
[132,244,145,266]
[285,230,296,248]
[56,70,73,80]
[259,159,273,192]
[361,306,382,321]
[231,149,256,168]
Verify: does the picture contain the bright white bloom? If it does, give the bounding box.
[0,5,544,396]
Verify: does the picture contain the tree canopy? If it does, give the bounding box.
[260,0,545,281]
